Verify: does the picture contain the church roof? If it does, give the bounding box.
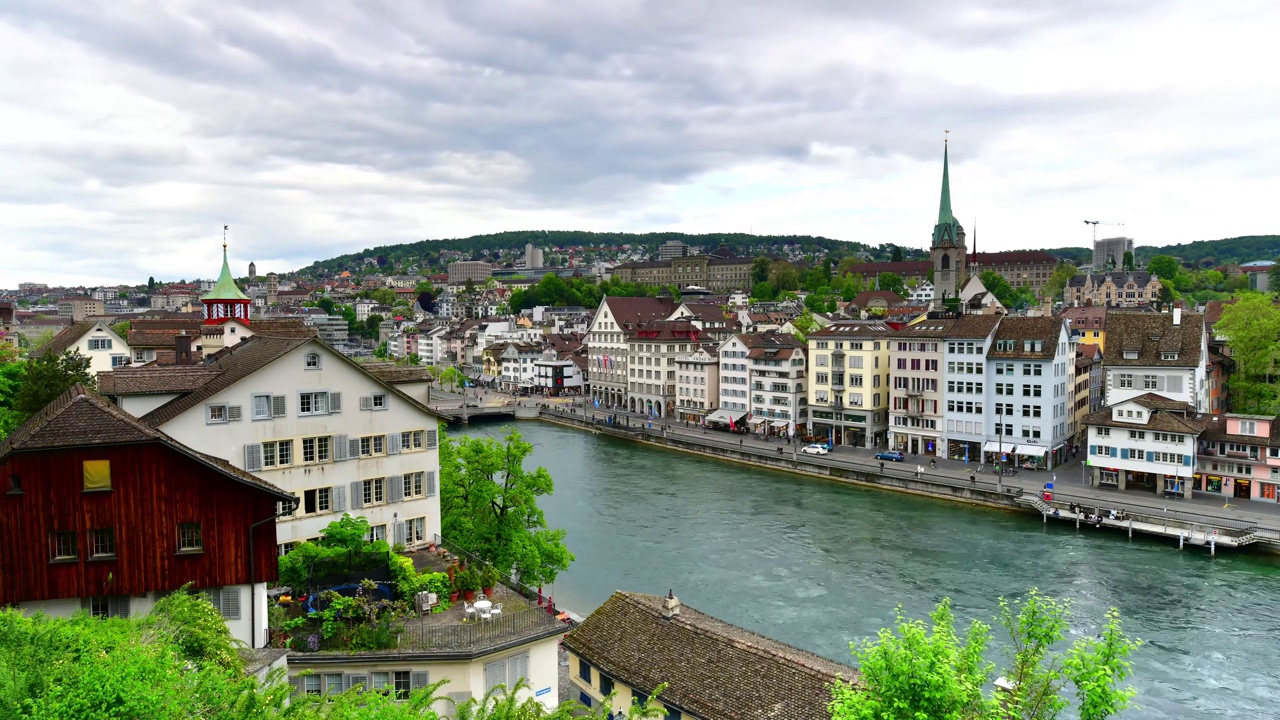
[201,247,250,302]
[932,140,964,249]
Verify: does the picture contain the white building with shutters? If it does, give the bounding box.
[100,335,443,555]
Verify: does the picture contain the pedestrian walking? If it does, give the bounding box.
[879,461,885,474]
[969,471,976,485]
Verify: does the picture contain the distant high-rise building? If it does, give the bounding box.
[1093,237,1134,271]
[448,261,493,285]
[524,243,544,270]
[659,240,690,260]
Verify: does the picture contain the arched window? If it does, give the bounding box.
[941,254,951,271]
[305,352,320,370]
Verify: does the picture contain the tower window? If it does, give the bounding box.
[941,254,951,271]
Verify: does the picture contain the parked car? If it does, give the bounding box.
[875,451,905,462]
[801,444,830,456]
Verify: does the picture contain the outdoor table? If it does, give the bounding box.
[473,599,493,618]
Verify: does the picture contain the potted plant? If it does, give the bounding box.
[461,568,480,602]
[481,566,498,596]
[449,573,461,603]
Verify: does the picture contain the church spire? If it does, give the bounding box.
[938,131,953,226]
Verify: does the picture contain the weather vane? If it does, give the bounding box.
[223,224,229,251]
[945,129,949,144]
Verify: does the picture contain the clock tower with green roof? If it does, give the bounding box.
[201,242,252,326]
[930,136,967,306]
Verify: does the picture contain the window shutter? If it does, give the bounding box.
[349,438,360,459]
[1110,447,1117,457]
[394,521,406,546]
[425,471,436,497]
[329,392,342,413]
[411,671,430,690]
[360,396,373,411]
[1120,449,1128,460]
[348,674,368,692]
[333,434,349,461]
[332,485,346,512]
[1090,445,1097,456]
[228,405,243,421]
[291,676,306,695]
[108,595,130,618]
[272,395,287,417]
[387,436,401,455]
[383,434,393,454]
[484,659,507,693]
[425,430,438,449]
[350,481,363,509]
[222,587,242,620]
[448,691,473,704]
[244,444,263,472]
[388,476,404,502]
[1156,376,1166,392]
[205,588,222,611]
[1146,451,1154,462]
[1167,376,1183,393]
[508,652,530,687]
[1184,455,1192,467]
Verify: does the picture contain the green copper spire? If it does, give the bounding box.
[937,138,953,226]
[202,244,250,301]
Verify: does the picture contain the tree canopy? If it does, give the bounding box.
[1215,293,1280,413]
[1145,255,1181,281]
[439,427,573,586]
[11,348,94,419]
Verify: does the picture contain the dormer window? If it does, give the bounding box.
[1160,352,1178,361]
[305,352,321,370]
[1123,351,1138,360]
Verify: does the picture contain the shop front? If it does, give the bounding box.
[1015,444,1049,470]
[947,439,981,463]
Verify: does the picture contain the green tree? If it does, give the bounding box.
[751,256,772,286]
[1121,251,1135,272]
[0,350,26,440]
[751,281,775,301]
[890,245,904,262]
[1146,255,1180,281]
[830,590,1140,720]
[14,349,93,417]
[370,288,397,306]
[790,309,819,344]
[110,320,131,339]
[1044,263,1078,300]
[768,261,801,292]
[316,297,337,315]
[439,366,466,393]
[1268,258,1280,294]
[876,272,907,299]
[147,276,156,290]
[439,427,573,585]
[1216,293,1280,413]
[979,271,1014,306]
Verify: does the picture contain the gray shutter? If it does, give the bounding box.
[291,676,306,696]
[394,521,407,546]
[425,429,438,449]
[329,392,342,413]
[108,595,130,618]
[333,434,349,461]
[411,671,430,690]
[205,588,222,611]
[383,434,393,454]
[387,436,401,455]
[1156,376,1166,392]
[447,691,473,704]
[425,471,436,497]
[348,674,368,692]
[388,476,404,502]
[222,587,242,620]
[484,659,506,692]
[332,485,346,512]
[349,438,361,459]
[350,481,363,509]
[244,444,263,472]
[508,652,530,688]
[227,405,243,421]
[360,396,373,411]
[272,395,287,417]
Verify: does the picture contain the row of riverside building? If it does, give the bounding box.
[1,246,856,719]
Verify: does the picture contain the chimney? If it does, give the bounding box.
[661,589,681,619]
[1173,307,1182,326]
[175,330,192,366]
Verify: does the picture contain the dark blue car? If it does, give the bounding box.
[875,451,905,462]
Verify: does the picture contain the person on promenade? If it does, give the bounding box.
[880,461,885,474]
[969,471,976,485]
[930,458,937,469]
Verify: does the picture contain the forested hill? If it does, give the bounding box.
[298,230,926,277]
[1043,235,1280,268]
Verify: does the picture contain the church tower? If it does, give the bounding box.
[930,137,967,306]
[201,242,251,326]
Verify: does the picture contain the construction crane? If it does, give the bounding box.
[1083,220,1124,243]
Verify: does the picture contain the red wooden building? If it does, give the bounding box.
[0,383,293,647]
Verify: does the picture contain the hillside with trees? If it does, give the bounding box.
[1043,234,1280,269]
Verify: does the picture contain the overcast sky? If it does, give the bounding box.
[2,1,1277,288]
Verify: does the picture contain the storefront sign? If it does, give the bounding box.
[536,687,551,697]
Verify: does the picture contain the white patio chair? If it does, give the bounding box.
[463,601,475,622]
[478,606,492,621]
[491,602,503,618]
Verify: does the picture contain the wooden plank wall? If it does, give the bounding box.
[0,442,280,605]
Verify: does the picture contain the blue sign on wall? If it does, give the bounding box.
[536,687,551,697]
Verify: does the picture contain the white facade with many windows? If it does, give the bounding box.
[675,347,719,421]
[716,336,751,416]
[1085,395,1199,497]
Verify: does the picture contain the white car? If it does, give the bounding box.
[801,444,829,456]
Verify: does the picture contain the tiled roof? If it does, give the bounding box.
[244,319,318,338]
[946,314,1002,339]
[1082,401,1203,435]
[1199,417,1280,447]
[1102,312,1204,367]
[0,384,291,500]
[1058,305,1109,329]
[850,290,907,308]
[809,322,893,338]
[736,331,803,350]
[360,365,435,384]
[30,321,95,357]
[839,260,932,276]
[987,317,1065,360]
[563,592,852,720]
[602,296,676,326]
[971,250,1057,266]
[888,318,956,339]
[97,366,220,395]
[128,329,198,348]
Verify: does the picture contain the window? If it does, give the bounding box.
[363,478,385,505]
[370,524,386,542]
[302,436,331,463]
[600,675,614,696]
[393,671,411,700]
[90,528,116,558]
[298,391,332,416]
[579,660,592,683]
[324,674,344,695]
[304,675,322,695]
[262,440,293,467]
[1118,374,1133,389]
[407,517,427,544]
[404,472,425,498]
[1143,375,1158,390]
[90,596,110,618]
[50,531,77,561]
[1128,430,1145,440]
[177,523,202,553]
[252,394,272,420]
[110,355,128,368]
[1241,420,1258,436]
[1097,427,1111,437]
[360,435,385,456]
[305,352,321,369]
[88,338,112,350]
[371,672,390,694]
[373,393,387,409]
[207,404,228,423]
[83,460,111,491]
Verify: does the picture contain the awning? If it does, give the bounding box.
[1017,445,1048,457]
[983,441,1006,454]
[706,409,741,424]
[771,420,790,428]
[749,417,767,426]
[480,374,494,382]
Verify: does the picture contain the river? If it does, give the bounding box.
[461,420,1280,719]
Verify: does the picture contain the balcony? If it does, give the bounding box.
[907,389,922,397]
